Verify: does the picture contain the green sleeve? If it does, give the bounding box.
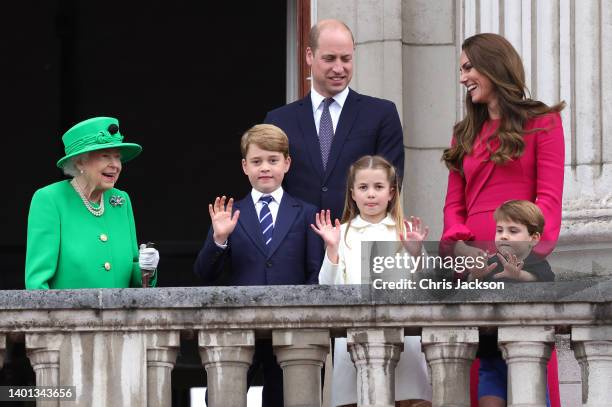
[126,193,142,287]
[126,193,157,288]
[25,189,60,290]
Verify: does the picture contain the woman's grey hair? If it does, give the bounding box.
[62,153,89,177]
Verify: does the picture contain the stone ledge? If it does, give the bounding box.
[1,302,610,332]
[1,278,610,310]
[0,279,610,332]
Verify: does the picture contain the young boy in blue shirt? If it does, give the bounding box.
[194,124,323,407]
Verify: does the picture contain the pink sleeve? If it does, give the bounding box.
[533,113,565,257]
[442,170,475,242]
[442,144,475,243]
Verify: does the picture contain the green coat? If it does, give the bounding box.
[25,180,150,289]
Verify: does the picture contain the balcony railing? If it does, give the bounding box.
[0,279,611,407]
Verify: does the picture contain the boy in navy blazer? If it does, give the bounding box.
[194,124,323,407]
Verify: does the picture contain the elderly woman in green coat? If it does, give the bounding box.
[25,117,159,289]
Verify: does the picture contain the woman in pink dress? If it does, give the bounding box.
[441,33,564,407]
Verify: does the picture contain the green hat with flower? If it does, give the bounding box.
[56,117,142,168]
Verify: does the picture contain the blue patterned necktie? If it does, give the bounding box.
[259,195,274,247]
[318,97,335,169]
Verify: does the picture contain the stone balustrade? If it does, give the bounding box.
[0,279,611,407]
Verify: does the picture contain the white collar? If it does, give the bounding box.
[350,214,396,229]
[310,86,350,114]
[251,187,284,205]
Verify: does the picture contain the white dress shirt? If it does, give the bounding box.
[215,187,284,248]
[250,187,283,224]
[311,86,349,134]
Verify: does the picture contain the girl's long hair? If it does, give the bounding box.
[341,155,404,244]
[442,33,565,173]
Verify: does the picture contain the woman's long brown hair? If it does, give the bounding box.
[442,33,565,173]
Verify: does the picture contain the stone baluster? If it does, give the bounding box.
[272,329,329,407]
[146,331,180,407]
[198,330,255,407]
[25,333,64,407]
[499,326,554,407]
[346,328,404,407]
[572,326,612,407]
[421,327,478,407]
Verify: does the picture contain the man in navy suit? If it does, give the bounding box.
[194,124,323,407]
[265,19,404,220]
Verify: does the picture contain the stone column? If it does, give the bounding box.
[421,327,478,407]
[25,333,64,407]
[347,328,404,407]
[146,331,179,407]
[572,326,612,407]
[318,0,403,111]
[499,326,554,407]
[534,0,561,106]
[502,0,525,55]
[198,330,255,407]
[272,329,330,407]
[401,0,458,237]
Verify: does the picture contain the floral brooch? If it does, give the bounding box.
[109,195,125,207]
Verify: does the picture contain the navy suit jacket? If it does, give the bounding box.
[194,192,323,285]
[264,88,404,220]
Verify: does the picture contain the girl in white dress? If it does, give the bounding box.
[312,155,432,407]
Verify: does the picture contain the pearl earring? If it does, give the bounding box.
[80,169,83,174]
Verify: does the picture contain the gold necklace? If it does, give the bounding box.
[71,178,104,217]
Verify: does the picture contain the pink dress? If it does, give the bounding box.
[442,113,564,407]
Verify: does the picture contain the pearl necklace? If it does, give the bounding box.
[71,178,104,217]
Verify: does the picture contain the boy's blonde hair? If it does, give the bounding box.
[342,155,404,241]
[240,124,290,158]
[494,200,545,235]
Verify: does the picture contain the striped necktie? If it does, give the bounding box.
[318,97,335,169]
[259,195,274,246]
